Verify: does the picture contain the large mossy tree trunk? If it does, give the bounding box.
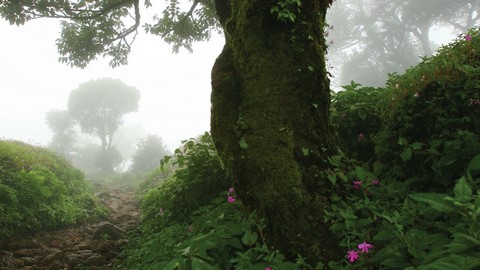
[211,0,342,264]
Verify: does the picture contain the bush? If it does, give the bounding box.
[331,82,391,163]
[0,140,106,239]
[374,27,480,192]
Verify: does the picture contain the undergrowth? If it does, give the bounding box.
[0,140,106,239]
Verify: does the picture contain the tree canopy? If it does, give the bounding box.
[0,0,220,67]
[67,77,140,149]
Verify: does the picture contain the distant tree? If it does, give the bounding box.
[67,78,140,171]
[45,109,76,157]
[327,0,480,87]
[130,135,170,173]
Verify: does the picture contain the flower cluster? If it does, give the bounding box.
[469,98,480,106]
[347,241,374,263]
[227,187,236,203]
[465,35,472,41]
[352,179,379,190]
[358,133,365,142]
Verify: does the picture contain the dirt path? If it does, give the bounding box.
[0,186,140,270]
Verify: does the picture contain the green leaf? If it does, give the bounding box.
[302,148,309,156]
[398,137,408,146]
[467,154,480,174]
[241,230,258,246]
[327,174,337,186]
[408,193,455,213]
[162,258,186,270]
[280,261,299,270]
[191,257,215,270]
[357,109,367,120]
[239,137,248,149]
[312,103,318,108]
[307,66,314,71]
[438,153,457,167]
[400,149,412,162]
[453,177,472,203]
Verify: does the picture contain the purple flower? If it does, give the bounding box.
[227,195,236,203]
[465,35,472,41]
[358,133,365,142]
[228,187,235,194]
[358,241,374,253]
[347,249,359,263]
[353,180,363,190]
[372,179,380,185]
[265,268,272,270]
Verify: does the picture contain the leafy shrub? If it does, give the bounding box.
[375,27,480,191]
[119,133,319,269]
[331,82,391,163]
[323,28,480,269]
[325,154,480,270]
[0,140,105,239]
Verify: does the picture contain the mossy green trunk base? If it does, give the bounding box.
[211,0,342,264]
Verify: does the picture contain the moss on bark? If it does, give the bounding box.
[211,0,342,264]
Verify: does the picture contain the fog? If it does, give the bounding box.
[0,18,224,152]
[326,0,478,88]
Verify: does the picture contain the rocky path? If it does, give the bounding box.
[0,187,140,270]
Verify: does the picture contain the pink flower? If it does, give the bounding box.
[358,241,374,253]
[465,35,472,41]
[227,195,236,203]
[228,187,235,193]
[353,180,362,190]
[358,133,365,142]
[265,268,272,270]
[372,179,380,185]
[347,250,359,263]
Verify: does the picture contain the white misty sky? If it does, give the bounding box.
[0,18,225,151]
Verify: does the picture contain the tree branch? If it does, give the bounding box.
[161,0,200,38]
[22,0,134,21]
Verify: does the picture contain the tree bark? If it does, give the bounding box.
[211,0,342,264]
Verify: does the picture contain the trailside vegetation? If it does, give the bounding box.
[0,140,107,240]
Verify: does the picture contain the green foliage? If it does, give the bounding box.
[119,133,318,269]
[144,0,220,53]
[375,27,480,191]
[0,140,106,240]
[324,28,480,269]
[325,155,480,270]
[141,132,229,225]
[270,0,302,23]
[331,82,391,162]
